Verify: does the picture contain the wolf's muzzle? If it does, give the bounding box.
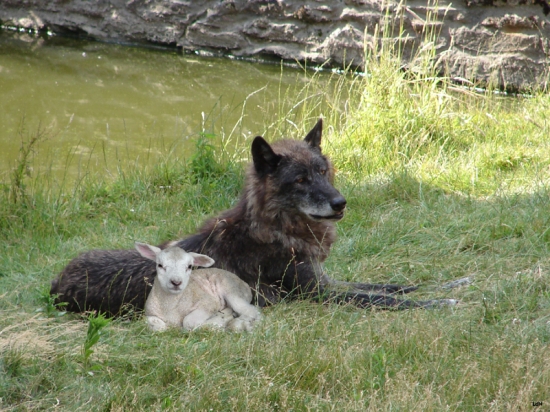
[330,196,347,212]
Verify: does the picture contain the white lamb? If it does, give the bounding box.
[135,242,261,332]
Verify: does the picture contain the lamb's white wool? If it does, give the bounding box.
[135,242,261,332]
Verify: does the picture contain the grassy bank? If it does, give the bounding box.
[1,50,550,411]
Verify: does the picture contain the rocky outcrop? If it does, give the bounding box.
[1,0,549,91]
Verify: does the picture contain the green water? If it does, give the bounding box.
[0,32,316,187]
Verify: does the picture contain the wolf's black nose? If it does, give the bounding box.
[330,196,347,212]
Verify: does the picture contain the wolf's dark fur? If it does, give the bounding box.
[51,249,153,316]
[51,119,449,316]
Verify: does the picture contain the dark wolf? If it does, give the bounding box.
[51,119,456,316]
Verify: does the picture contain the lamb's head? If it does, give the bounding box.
[135,242,215,294]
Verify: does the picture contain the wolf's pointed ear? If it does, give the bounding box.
[304,118,323,150]
[252,136,282,177]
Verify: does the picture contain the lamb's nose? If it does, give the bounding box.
[171,279,182,287]
[330,196,347,212]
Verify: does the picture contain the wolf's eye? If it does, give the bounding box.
[320,169,326,175]
[296,177,305,183]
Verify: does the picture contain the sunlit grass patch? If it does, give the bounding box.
[326,65,550,196]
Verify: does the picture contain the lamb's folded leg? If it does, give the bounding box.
[182,309,216,330]
[202,308,236,329]
[225,295,262,322]
[147,315,167,332]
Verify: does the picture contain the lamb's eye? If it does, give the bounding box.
[157,263,163,269]
[188,265,192,270]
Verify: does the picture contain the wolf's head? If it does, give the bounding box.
[249,119,346,222]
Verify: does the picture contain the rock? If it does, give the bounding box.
[0,0,549,91]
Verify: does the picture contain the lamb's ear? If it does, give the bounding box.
[251,136,282,177]
[189,252,215,268]
[135,242,160,261]
[304,118,323,150]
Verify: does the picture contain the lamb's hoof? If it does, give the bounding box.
[226,317,255,332]
[147,317,168,332]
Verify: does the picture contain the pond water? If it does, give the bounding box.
[0,32,325,187]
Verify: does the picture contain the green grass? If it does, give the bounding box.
[2,43,550,411]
